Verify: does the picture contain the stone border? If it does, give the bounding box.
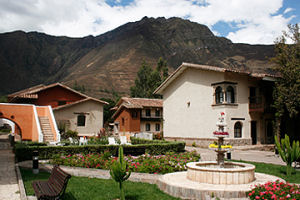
[187,161,255,184]
[15,163,27,200]
[18,161,161,185]
[158,172,284,200]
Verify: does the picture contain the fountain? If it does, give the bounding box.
[186,112,255,185]
[158,112,283,199]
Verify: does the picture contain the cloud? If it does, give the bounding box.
[0,0,296,44]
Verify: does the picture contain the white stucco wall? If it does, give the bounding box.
[162,68,258,140]
[53,100,104,137]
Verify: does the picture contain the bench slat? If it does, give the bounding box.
[32,165,71,200]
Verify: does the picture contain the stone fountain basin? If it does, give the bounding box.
[187,161,255,184]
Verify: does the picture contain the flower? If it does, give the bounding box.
[221,112,225,116]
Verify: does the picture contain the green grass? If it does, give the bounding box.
[20,168,179,200]
[230,159,300,183]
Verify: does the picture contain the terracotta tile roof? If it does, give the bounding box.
[154,62,279,94]
[8,82,108,105]
[117,97,163,108]
[53,97,107,110]
[112,97,163,119]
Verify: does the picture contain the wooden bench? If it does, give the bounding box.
[32,165,71,200]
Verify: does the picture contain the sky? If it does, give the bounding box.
[0,0,299,44]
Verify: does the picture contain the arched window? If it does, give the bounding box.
[226,86,235,103]
[215,86,223,104]
[234,122,242,138]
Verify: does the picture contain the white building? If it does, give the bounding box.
[154,63,276,147]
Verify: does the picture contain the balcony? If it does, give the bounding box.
[140,115,162,121]
[249,96,264,112]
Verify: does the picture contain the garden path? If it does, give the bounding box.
[186,146,285,165]
[0,133,21,200]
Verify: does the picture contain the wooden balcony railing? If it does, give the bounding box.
[249,96,264,112]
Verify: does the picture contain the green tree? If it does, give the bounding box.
[272,24,300,137]
[0,96,7,103]
[130,58,169,98]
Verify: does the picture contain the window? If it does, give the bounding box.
[215,86,223,104]
[58,100,67,106]
[145,109,151,116]
[145,123,150,131]
[155,123,160,131]
[122,118,125,126]
[77,115,86,126]
[131,111,138,118]
[234,122,242,138]
[226,86,235,103]
[155,109,160,117]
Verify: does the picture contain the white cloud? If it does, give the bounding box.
[0,0,296,44]
[283,7,293,14]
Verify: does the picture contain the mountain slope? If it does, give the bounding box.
[0,17,276,98]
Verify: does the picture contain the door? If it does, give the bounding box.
[251,121,257,145]
[266,120,274,144]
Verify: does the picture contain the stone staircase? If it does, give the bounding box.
[39,117,54,142]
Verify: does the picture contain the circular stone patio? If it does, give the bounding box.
[158,172,284,200]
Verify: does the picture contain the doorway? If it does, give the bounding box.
[251,121,257,145]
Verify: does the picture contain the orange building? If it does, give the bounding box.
[112,97,163,136]
[5,83,107,141]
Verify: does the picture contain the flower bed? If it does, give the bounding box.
[246,180,300,200]
[51,151,200,174]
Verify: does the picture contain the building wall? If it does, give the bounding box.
[140,121,162,133]
[162,68,259,145]
[114,108,140,133]
[54,100,104,137]
[0,103,41,141]
[34,86,84,108]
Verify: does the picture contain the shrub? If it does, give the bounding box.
[192,142,197,147]
[130,137,167,144]
[14,141,186,161]
[110,146,131,200]
[64,130,78,139]
[51,150,200,174]
[275,134,300,176]
[246,180,300,200]
[88,136,109,145]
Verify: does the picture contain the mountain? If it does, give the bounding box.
[0,17,276,98]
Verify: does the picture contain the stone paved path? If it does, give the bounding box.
[186,146,286,166]
[0,134,21,200]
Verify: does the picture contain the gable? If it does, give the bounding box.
[35,85,85,107]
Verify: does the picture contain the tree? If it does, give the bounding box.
[272,24,300,137]
[130,57,169,98]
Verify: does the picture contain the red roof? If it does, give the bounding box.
[112,97,163,119]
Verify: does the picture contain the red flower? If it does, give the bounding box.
[221,112,225,115]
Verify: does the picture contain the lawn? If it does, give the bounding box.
[230,160,300,184]
[20,168,179,200]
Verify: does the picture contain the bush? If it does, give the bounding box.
[14,141,186,161]
[130,137,167,144]
[246,180,300,200]
[51,150,200,174]
[88,136,109,145]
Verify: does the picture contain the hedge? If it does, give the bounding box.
[130,137,169,144]
[14,141,185,162]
